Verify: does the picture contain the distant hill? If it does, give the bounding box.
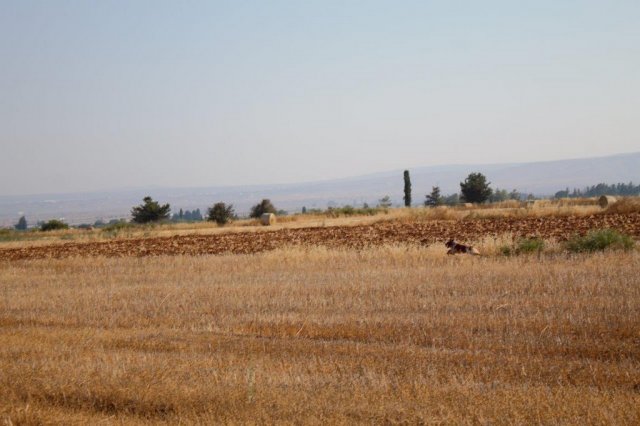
[1,152,638,226]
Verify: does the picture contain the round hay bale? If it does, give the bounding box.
[260,213,276,226]
[598,195,617,208]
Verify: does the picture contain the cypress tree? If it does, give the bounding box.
[14,216,27,230]
[403,170,412,207]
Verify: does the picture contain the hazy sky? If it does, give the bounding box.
[1,1,639,196]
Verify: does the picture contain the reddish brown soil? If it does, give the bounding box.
[1,213,639,261]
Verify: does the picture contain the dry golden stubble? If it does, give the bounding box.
[1,246,639,424]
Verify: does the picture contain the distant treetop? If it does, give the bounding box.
[131,196,171,223]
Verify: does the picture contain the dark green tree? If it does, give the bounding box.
[41,219,68,231]
[14,216,27,230]
[424,186,443,207]
[207,202,235,225]
[250,199,277,218]
[192,208,203,221]
[131,196,171,224]
[403,170,412,207]
[460,172,493,204]
[179,208,184,220]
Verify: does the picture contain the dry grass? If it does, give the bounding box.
[607,197,640,214]
[1,246,639,424]
[400,204,602,223]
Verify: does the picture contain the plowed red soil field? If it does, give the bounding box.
[2,213,639,261]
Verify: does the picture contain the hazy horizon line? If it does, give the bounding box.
[2,149,638,199]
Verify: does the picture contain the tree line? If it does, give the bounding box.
[419,171,522,207]
[554,182,640,199]
[10,177,640,231]
[129,197,278,225]
[10,198,279,231]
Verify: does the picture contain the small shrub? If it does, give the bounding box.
[516,237,545,254]
[102,221,135,233]
[0,228,18,242]
[324,206,380,217]
[40,220,69,232]
[341,205,355,216]
[566,229,634,253]
[499,245,513,256]
[101,221,137,238]
[498,237,545,256]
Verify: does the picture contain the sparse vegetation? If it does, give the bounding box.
[518,237,545,254]
[325,205,381,217]
[101,220,136,235]
[605,197,640,214]
[0,229,20,242]
[500,237,545,256]
[566,229,634,253]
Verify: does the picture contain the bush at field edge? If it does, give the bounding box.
[566,229,634,253]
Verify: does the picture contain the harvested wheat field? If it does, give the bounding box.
[1,239,640,424]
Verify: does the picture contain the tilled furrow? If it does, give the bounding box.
[1,213,639,261]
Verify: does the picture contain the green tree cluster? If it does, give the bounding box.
[172,209,203,221]
[555,182,640,199]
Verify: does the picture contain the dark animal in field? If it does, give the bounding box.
[445,239,480,255]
